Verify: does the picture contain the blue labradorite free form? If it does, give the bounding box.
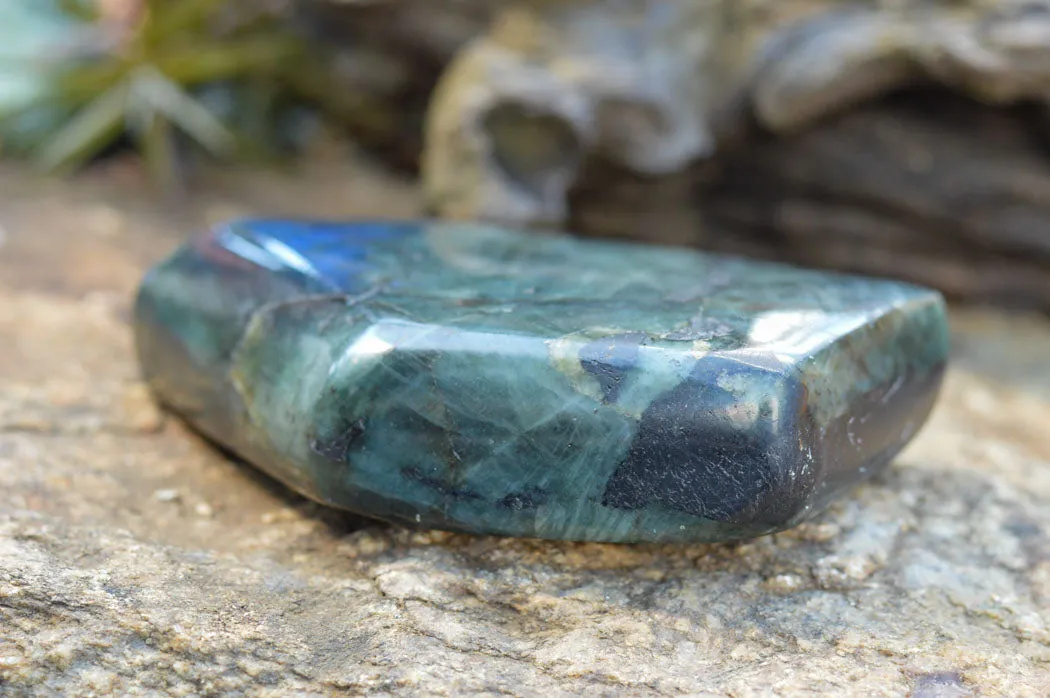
[133,219,948,543]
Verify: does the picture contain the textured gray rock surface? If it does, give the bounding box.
[2,159,1050,695]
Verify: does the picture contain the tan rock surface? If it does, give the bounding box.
[1,159,1049,695]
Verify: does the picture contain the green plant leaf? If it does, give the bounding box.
[129,65,234,156]
[51,59,129,103]
[150,36,304,87]
[8,0,323,185]
[34,79,128,172]
[142,0,226,45]
[138,111,180,192]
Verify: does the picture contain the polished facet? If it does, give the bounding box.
[133,220,948,543]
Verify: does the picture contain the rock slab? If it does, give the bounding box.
[1,162,1048,695]
[135,219,947,543]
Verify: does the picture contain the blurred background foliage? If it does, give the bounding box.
[0,0,419,188]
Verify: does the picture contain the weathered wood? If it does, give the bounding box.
[297,4,1050,310]
[569,90,1050,311]
[291,0,502,169]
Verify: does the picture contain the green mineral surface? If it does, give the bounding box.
[134,219,948,542]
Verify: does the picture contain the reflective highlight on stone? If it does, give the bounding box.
[133,220,949,543]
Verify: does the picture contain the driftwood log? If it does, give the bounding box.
[295,1,1050,310]
[291,0,504,169]
[569,89,1050,311]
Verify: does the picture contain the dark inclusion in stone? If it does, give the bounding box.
[133,219,949,543]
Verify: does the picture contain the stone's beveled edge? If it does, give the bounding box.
[799,290,950,514]
[218,218,424,294]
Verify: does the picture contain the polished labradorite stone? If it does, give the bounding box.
[133,219,948,543]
